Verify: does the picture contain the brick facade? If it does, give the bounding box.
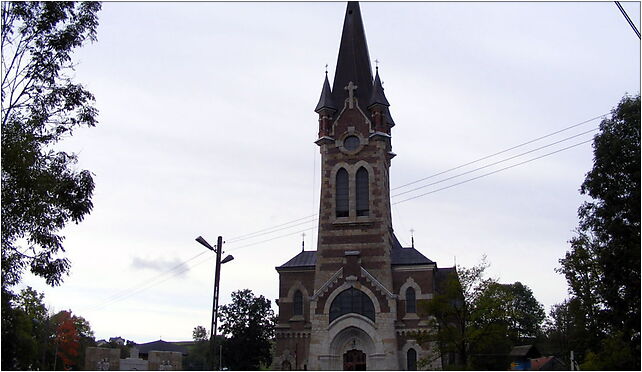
[273,3,453,370]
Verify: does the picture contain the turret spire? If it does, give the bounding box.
[331,2,373,114]
[315,70,336,113]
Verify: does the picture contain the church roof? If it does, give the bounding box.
[331,2,374,115]
[277,234,433,269]
[278,250,317,268]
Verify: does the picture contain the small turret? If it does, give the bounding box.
[368,67,391,133]
[315,71,336,139]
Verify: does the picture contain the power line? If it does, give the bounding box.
[226,113,606,245]
[392,138,593,205]
[226,213,318,243]
[84,115,602,311]
[615,1,641,39]
[391,113,605,191]
[228,225,318,252]
[391,128,598,198]
[86,251,208,309]
[226,217,318,245]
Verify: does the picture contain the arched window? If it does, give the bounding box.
[329,287,375,323]
[407,348,417,371]
[336,168,349,217]
[356,167,369,216]
[406,287,416,314]
[293,290,303,316]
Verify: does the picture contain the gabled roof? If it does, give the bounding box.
[331,2,373,114]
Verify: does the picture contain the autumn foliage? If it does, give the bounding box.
[54,310,80,369]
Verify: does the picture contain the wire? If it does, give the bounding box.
[615,1,641,39]
[392,138,593,205]
[87,251,208,307]
[225,113,606,246]
[391,128,598,198]
[226,217,318,245]
[227,225,318,252]
[83,115,602,311]
[391,113,605,191]
[226,213,318,243]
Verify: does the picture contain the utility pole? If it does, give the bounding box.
[211,236,223,370]
[196,235,234,371]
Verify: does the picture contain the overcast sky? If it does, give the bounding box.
[19,1,640,343]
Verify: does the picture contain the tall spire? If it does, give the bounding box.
[331,2,373,114]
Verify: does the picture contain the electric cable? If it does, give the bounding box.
[392,138,593,205]
[391,113,605,191]
[391,128,597,198]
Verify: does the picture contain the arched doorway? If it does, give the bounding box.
[343,349,366,370]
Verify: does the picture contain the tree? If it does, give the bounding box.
[419,258,546,370]
[52,310,80,370]
[217,289,276,370]
[184,325,212,371]
[1,1,101,291]
[418,257,495,369]
[1,286,50,370]
[193,325,208,342]
[558,94,640,369]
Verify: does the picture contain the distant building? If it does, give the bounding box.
[272,2,456,370]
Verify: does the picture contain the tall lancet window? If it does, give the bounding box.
[406,287,416,313]
[293,290,303,316]
[336,168,349,217]
[356,167,369,216]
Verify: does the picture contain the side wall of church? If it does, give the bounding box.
[274,269,315,370]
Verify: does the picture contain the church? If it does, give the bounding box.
[273,3,456,370]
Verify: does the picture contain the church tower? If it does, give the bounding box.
[274,3,454,370]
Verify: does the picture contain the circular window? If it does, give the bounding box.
[343,135,360,151]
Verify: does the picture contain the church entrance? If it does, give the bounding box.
[343,349,366,370]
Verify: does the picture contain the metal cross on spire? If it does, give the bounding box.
[374,59,379,71]
[302,232,306,252]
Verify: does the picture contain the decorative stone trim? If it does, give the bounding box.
[311,268,343,300]
[276,331,312,339]
[286,281,310,302]
[361,267,396,299]
[395,328,432,336]
[392,264,436,272]
[399,277,432,300]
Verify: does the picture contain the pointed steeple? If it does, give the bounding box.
[331,2,373,114]
[315,71,336,113]
[368,67,390,107]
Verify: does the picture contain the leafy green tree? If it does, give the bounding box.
[193,325,208,342]
[558,94,640,369]
[471,282,545,369]
[218,289,276,370]
[1,286,50,370]
[184,325,213,371]
[419,257,546,370]
[418,257,495,369]
[1,1,101,291]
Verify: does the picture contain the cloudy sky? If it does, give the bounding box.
[19,1,640,343]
